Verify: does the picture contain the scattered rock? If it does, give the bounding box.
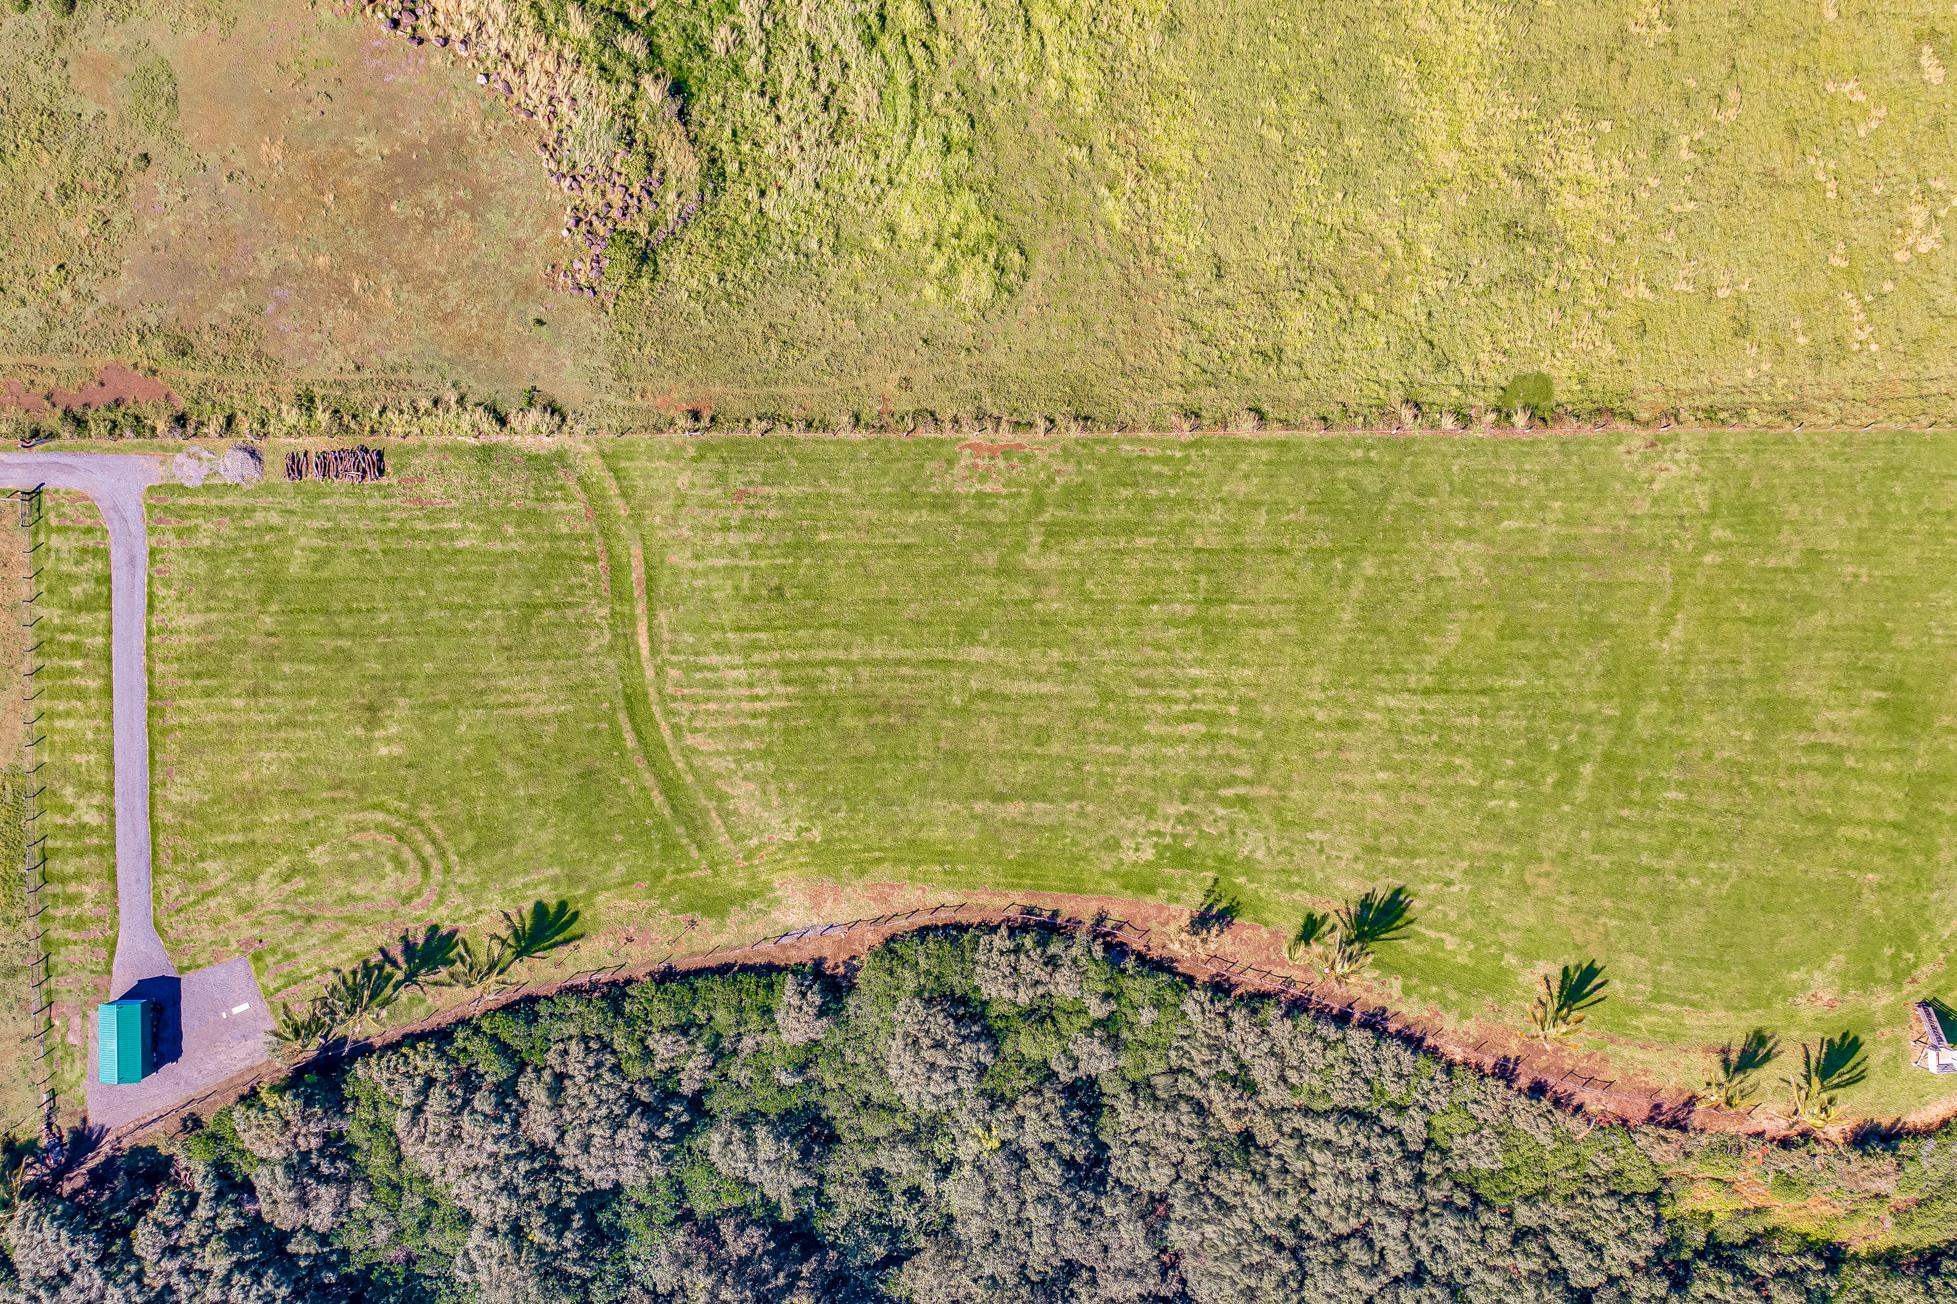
[219,444,265,486]
[171,448,219,488]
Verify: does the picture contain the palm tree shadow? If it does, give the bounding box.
[1644,1096,1698,1130]
[1187,877,1241,938]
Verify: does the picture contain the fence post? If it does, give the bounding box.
[14,487,57,1143]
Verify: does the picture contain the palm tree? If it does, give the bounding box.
[497,899,585,963]
[433,934,515,989]
[267,999,337,1058]
[1705,1028,1779,1109]
[389,924,464,992]
[0,1135,35,1215]
[1326,886,1416,978]
[1286,910,1332,964]
[1528,960,1608,1043]
[1785,1031,1868,1126]
[319,957,403,1034]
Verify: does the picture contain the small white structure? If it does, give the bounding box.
[1913,1002,1957,1074]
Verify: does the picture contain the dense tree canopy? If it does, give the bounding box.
[3,926,1951,1302]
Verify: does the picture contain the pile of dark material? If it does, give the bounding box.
[284,446,386,482]
[354,0,699,300]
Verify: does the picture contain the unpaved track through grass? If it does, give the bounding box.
[601,431,1957,1115]
[569,449,736,866]
[138,447,712,988]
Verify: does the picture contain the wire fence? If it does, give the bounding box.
[65,903,1149,1165]
[12,485,56,1142]
[56,895,1745,1184]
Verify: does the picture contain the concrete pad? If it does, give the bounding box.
[86,956,273,1131]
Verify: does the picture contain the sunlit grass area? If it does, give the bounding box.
[5,0,1957,424]
[30,435,1957,1118]
[601,431,1957,1114]
[34,493,115,1117]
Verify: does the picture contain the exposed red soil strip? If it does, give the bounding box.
[779,889,1760,1137]
[0,381,50,416]
[955,436,1033,456]
[61,894,1839,1190]
[958,438,1031,458]
[0,363,179,415]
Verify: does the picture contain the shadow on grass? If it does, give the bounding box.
[1188,877,1241,938]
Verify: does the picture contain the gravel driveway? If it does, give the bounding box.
[0,451,271,1131]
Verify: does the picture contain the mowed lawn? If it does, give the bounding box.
[0,511,44,1136]
[34,493,116,1112]
[32,434,1957,1115]
[610,433,1957,1114]
[136,446,726,994]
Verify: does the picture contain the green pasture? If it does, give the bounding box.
[29,433,1957,1117]
[0,511,37,1138]
[138,447,710,985]
[602,431,1957,1114]
[0,773,35,1138]
[613,0,1957,425]
[31,494,115,1118]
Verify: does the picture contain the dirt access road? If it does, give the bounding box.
[0,451,271,1130]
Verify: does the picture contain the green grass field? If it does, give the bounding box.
[140,446,712,985]
[610,0,1957,426]
[11,0,1957,1131]
[7,0,1957,424]
[32,433,1957,1118]
[0,770,33,1141]
[603,431,1957,1114]
[34,493,117,1115]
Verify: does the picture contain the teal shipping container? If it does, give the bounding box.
[97,999,154,1085]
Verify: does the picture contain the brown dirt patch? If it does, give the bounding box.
[0,382,51,416]
[0,363,178,415]
[51,362,178,411]
[108,6,605,401]
[645,387,715,423]
[958,439,1031,459]
[66,48,125,113]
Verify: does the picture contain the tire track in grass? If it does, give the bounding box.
[564,453,734,869]
[560,461,696,863]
